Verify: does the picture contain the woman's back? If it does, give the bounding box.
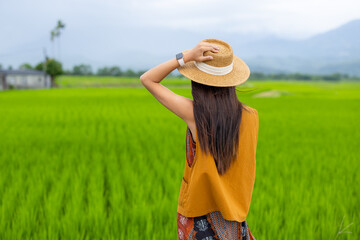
[177,105,258,239]
[177,104,258,221]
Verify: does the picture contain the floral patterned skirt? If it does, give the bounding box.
[177,211,256,240]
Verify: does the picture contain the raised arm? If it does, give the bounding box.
[140,42,219,124]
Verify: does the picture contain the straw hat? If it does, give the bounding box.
[177,39,250,87]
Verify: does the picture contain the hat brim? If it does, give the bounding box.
[177,49,250,87]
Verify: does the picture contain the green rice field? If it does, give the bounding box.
[0,78,359,239]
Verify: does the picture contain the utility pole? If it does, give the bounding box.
[43,47,49,88]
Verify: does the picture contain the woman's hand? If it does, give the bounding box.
[184,42,219,63]
[140,40,220,87]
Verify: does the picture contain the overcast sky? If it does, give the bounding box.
[0,0,359,69]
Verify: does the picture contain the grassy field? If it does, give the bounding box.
[0,79,359,239]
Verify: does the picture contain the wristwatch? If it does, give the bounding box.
[176,52,185,67]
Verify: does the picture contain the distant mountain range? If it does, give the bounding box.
[240,19,360,76]
[153,19,360,76]
[1,19,360,76]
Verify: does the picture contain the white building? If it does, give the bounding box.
[0,69,51,90]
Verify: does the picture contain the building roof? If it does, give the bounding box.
[0,69,46,75]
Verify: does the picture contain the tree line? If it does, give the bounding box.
[1,62,359,82]
[62,64,360,81]
[63,64,148,77]
[0,62,176,78]
[248,72,358,81]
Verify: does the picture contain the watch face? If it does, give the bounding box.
[176,52,183,60]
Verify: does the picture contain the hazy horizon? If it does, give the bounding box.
[1,0,359,71]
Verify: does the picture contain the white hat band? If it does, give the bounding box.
[194,61,233,76]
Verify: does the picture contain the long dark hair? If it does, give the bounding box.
[191,80,244,175]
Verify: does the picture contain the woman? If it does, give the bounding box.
[141,39,258,240]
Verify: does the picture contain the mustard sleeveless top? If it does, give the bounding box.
[177,105,259,222]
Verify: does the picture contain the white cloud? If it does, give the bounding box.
[0,0,359,68]
[119,0,360,39]
[1,0,359,40]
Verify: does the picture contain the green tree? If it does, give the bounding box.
[19,63,33,70]
[96,66,122,76]
[97,67,109,76]
[50,20,66,60]
[72,64,93,75]
[35,58,63,87]
[323,73,341,81]
[292,73,311,80]
[137,70,146,77]
[125,69,136,77]
[109,66,122,76]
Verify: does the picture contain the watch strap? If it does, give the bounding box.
[176,52,185,67]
